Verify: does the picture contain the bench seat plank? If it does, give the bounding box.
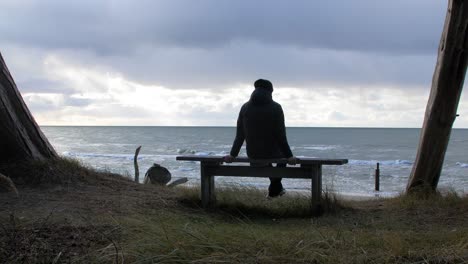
[176,155,348,165]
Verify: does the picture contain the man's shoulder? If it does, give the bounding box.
[272,100,281,106]
[239,102,250,113]
[271,101,283,109]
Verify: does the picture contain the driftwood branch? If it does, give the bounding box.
[134,146,141,183]
[167,177,188,188]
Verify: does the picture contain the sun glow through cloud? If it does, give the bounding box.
[17,53,467,128]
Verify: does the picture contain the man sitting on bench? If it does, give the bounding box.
[224,79,297,198]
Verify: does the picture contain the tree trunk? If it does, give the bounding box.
[0,52,57,161]
[407,0,468,192]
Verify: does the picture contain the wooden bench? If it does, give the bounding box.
[176,155,348,215]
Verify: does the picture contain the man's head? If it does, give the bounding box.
[254,79,273,93]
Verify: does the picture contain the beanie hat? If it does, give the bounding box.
[254,79,273,92]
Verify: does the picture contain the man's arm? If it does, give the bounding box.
[229,106,245,157]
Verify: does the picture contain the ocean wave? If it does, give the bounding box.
[193,151,212,156]
[303,145,338,151]
[456,162,468,168]
[177,148,196,154]
[194,151,228,156]
[349,159,413,166]
[62,151,176,160]
[178,167,194,171]
[177,149,227,156]
[218,145,234,148]
[63,150,229,160]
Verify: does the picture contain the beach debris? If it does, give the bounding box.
[0,172,19,197]
[167,177,189,188]
[143,163,171,185]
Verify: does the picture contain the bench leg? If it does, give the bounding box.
[311,165,322,216]
[201,163,216,208]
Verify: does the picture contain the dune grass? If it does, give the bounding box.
[1,158,468,263]
[114,186,468,263]
[0,157,132,187]
[176,184,343,218]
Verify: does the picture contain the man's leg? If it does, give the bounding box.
[268,163,285,197]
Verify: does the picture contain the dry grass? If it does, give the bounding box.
[177,185,343,218]
[119,193,468,263]
[0,157,132,187]
[0,158,178,263]
[0,158,467,263]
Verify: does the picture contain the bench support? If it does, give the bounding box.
[201,162,216,208]
[310,165,322,215]
[199,162,324,215]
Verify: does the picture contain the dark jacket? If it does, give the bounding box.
[229,88,293,159]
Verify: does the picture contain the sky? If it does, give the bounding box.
[1,0,467,127]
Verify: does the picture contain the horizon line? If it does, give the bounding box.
[38,125,468,129]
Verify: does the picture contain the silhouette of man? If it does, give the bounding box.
[224,79,297,197]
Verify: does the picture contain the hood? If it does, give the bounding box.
[249,88,273,106]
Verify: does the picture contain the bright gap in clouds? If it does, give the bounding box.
[18,54,468,128]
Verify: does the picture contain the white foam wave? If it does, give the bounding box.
[177,148,196,154]
[194,151,228,156]
[456,162,468,168]
[349,159,413,166]
[303,145,338,151]
[194,151,212,156]
[177,149,227,156]
[178,167,194,172]
[62,151,176,160]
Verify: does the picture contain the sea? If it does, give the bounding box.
[41,126,468,197]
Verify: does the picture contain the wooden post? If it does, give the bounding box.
[407,0,468,192]
[375,163,380,191]
[134,146,141,183]
[200,162,216,208]
[311,164,322,216]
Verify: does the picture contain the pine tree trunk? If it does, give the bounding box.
[407,0,468,192]
[0,52,57,161]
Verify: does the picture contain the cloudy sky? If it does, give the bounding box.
[1,0,466,127]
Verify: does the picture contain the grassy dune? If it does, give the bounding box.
[0,158,467,263]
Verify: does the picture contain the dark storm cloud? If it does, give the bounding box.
[23,94,93,113]
[0,0,446,90]
[0,0,445,54]
[58,42,436,89]
[64,97,93,107]
[17,78,76,94]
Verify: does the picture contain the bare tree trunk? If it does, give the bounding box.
[407,0,468,192]
[0,52,57,161]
